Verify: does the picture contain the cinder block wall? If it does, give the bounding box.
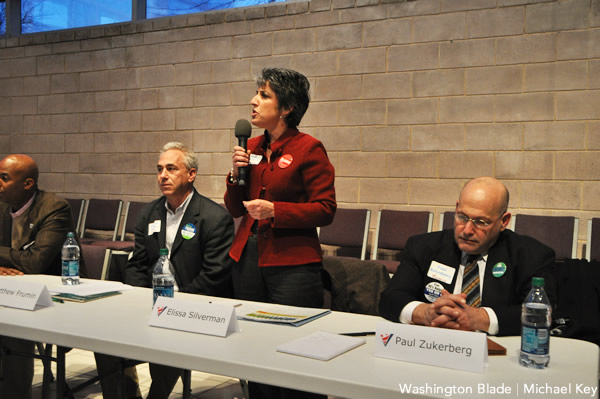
[0,0,599,254]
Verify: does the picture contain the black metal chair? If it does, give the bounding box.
[79,198,123,243]
[586,218,600,261]
[513,214,579,260]
[35,244,113,399]
[371,209,433,273]
[64,198,86,237]
[88,200,148,252]
[438,210,455,231]
[319,208,371,260]
[35,244,191,399]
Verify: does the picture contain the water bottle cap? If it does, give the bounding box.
[66,232,75,238]
[159,248,169,256]
[532,277,544,287]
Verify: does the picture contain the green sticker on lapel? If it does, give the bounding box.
[181,223,196,240]
[492,262,507,278]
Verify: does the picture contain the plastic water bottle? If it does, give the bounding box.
[61,232,80,285]
[519,277,551,368]
[152,248,175,306]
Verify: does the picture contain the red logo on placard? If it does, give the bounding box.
[380,333,394,347]
[278,154,293,169]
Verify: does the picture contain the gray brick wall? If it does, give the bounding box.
[0,0,599,255]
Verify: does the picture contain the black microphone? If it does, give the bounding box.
[234,119,252,186]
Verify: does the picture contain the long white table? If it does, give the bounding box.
[1,275,598,398]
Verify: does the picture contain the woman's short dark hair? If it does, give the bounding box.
[256,67,310,129]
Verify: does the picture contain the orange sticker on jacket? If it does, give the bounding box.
[278,154,293,169]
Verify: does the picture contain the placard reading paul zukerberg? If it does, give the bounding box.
[374,321,487,373]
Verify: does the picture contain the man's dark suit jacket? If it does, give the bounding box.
[0,190,86,276]
[126,190,234,297]
[379,229,555,336]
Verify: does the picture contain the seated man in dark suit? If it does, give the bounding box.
[0,154,85,399]
[97,142,235,399]
[379,176,555,336]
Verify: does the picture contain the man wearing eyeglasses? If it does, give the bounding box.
[379,177,555,336]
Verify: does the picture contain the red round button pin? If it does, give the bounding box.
[278,154,293,169]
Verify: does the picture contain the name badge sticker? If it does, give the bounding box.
[249,154,262,165]
[148,220,161,236]
[181,223,196,240]
[427,261,456,284]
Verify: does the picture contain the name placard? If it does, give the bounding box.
[374,321,487,373]
[149,296,240,337]
[0,276,52,310]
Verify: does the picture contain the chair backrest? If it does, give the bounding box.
[65,198,86,236]
[80,243,111,280]
[439,211,455,231]
[586,218,600,261]
[81,198,123,241]
[371,210,433,259]
[513,214,579,260]
[120,201,148,240]
[319,208,371,260]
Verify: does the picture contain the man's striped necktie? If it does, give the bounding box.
[461,255,481,307]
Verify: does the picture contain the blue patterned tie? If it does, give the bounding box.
[461,255,481,307]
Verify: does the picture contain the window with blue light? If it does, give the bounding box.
[21,0,131,34]
[147,0,285,19]
[0,1,6,36]
[4,0,291,36]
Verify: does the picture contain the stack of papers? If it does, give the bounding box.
[49,281,131,303]
[277,331,366,361]
[237,303,331,327]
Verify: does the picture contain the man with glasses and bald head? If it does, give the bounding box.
[379,177,555,336]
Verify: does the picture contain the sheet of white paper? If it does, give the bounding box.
[276,331,365,361]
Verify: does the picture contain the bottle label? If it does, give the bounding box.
[153,286,174,305]
[521,326,549,355]
[62,260,79,277]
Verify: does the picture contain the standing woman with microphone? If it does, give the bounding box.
[224,67,336,399]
